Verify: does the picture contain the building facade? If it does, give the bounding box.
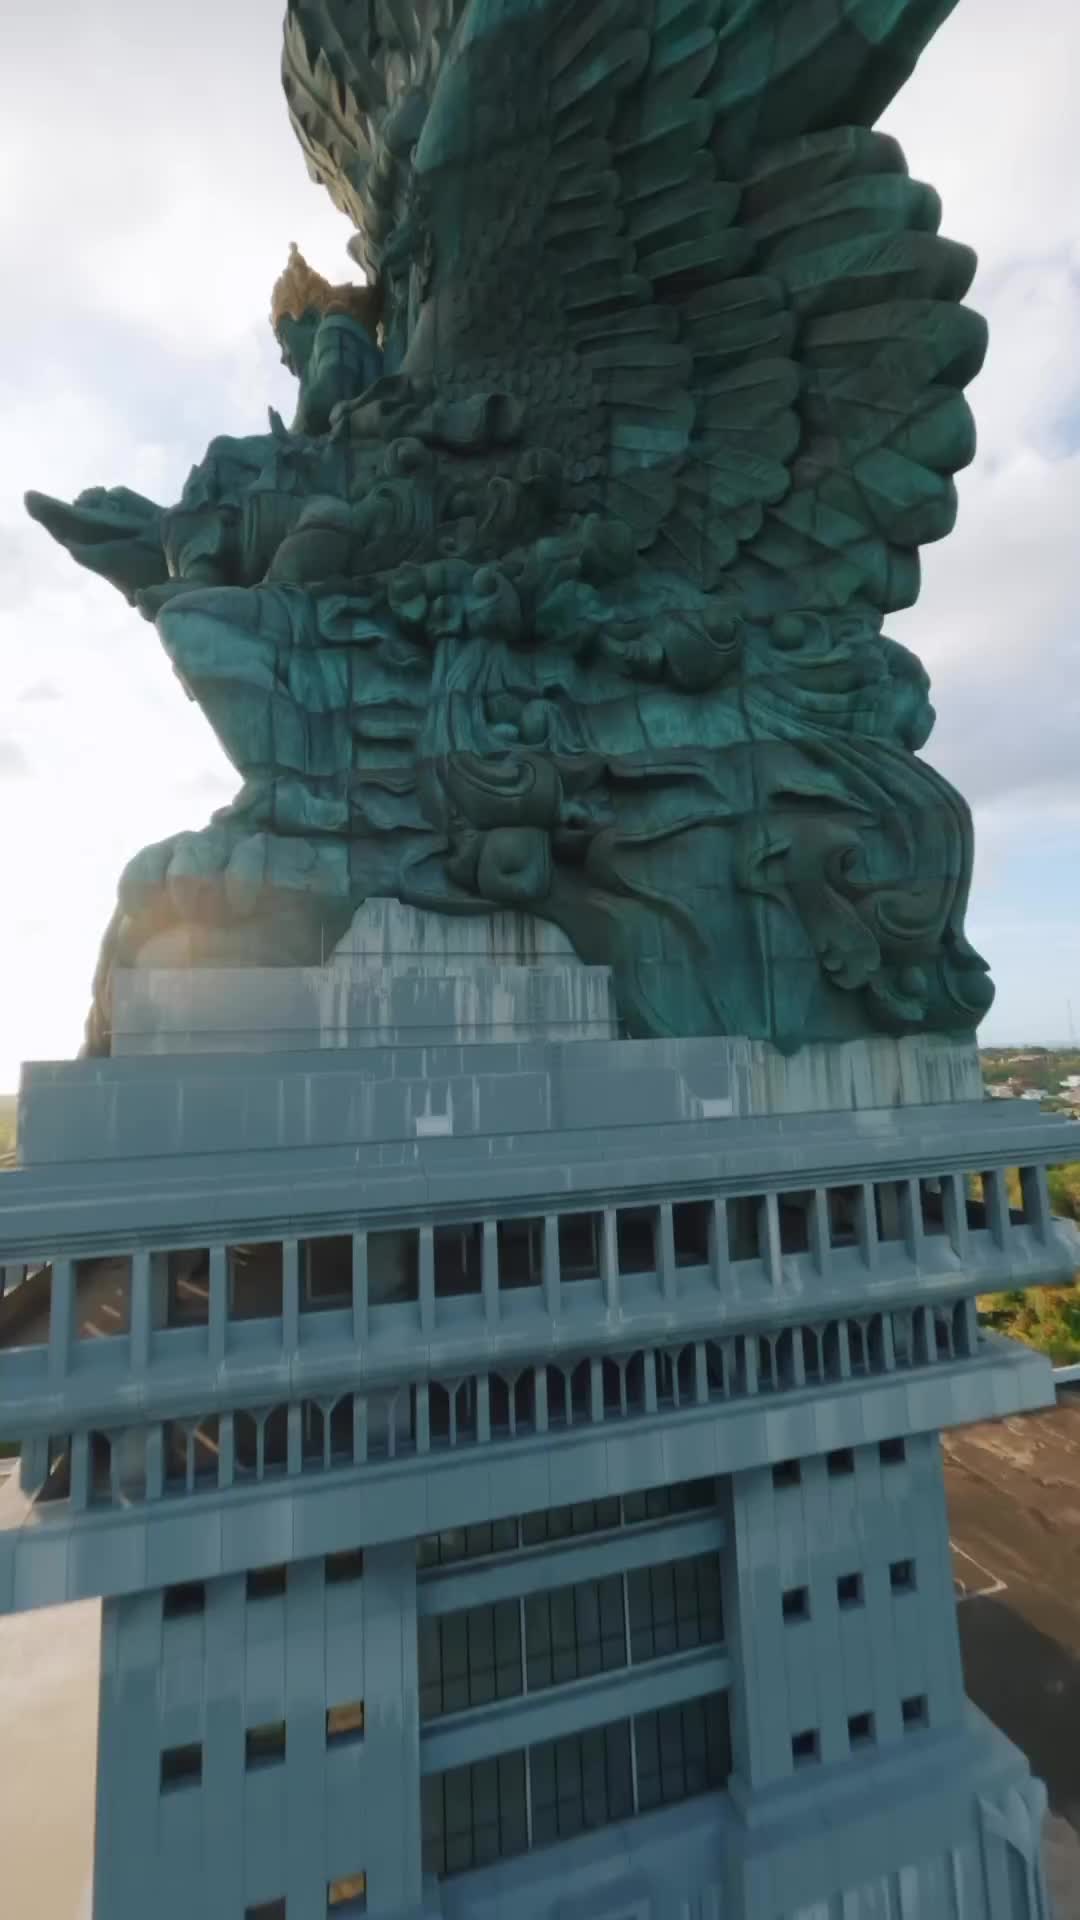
[1,940,1077,1919]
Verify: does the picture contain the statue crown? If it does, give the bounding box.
[270,242,381,337]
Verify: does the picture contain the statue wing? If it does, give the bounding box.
[285,0,984,616]
[283,1,468,285]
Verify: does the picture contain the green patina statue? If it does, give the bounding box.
[26,0,995,1054]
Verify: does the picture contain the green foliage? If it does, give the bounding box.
[0,1093,16,1164]
[980,1046,1080,1107]
[976,1158,1080,1362]
[1049,1163,1080,1221]
[979,1285,1080,1367]
[981,1060,1015,1083]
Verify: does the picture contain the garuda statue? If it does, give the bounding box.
[26,0,994,1056]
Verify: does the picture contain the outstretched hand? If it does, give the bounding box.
[24,484,169,605]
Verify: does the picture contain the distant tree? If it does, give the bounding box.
[976,1160,1079,1361]
[1049,1164,1080,1223]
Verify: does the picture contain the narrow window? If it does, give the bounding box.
[616,1207,657,1275]
[326,1548,364,1585]
[672,1201,711,1268]
[837,1572,864,1609]
[229,1243,284,1321]
[875,1183,906,1242]
[557,1212,602,1282]
[166,1249,211,1327]
[791,1729,820,1766]
[40,1436,71,1502]
[160,1743,202,1789]
[302,1236,353,1310]
[326,1701,365,1743]
[902,1694,929,1730]
[433,1225,482,1298]
[726,1196,759,1262]
[497,1217,544,1289]
[328,1873,367,1911]
[247,1564,287,1601]
[828,1188,860,1249]
[163,1581,205,1620]
[848,1710,875,1748]
[634,1693,732,1811]
[75,1256,131,1339]
[919,1179,947,1237]
[245,1722,286,1767]
[779,1192,812,1254]
[367,1229,419,1306]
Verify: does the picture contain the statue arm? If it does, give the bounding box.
[24,484,168,608]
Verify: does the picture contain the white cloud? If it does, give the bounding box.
[0,738,30,779]
[1,2,353,361]
[882,0,1080,932]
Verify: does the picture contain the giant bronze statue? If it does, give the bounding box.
[27,0,992,1056]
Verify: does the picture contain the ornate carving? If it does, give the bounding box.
[26,0,995,1055]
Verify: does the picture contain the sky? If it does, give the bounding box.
[1,0,1078,1087]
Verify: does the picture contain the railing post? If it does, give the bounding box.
[208,1246,228,1366]
[419,1227,435,1333]
[758,1194,782,1288]
[282,1240,300,1351]
[658,1203,677,1300]
[809,1188,831,1279]
[1020,1165,1051,1243]
[709,1198,730,1291]
[901,1177,924,1264]
[130,1250,151,1372]
[482,1219,499,1328]
[351,1231,369,1345]
[601,1208,619,1312]
[981,1168,1011,1250]
[543,1215,561,1319]
[48,1257,74,1382]
[856,1183,879,1272]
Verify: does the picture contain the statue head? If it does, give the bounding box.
[270,243,382,376]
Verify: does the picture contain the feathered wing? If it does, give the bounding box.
[284,0,984,617]
[283,0,469,284]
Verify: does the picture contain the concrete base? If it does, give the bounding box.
[111,899,620,1054]
[14,1030,998,1181]
[107,903,982,1117]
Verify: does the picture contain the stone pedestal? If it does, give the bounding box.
[110,899,620,1054]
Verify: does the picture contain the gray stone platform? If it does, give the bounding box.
[111,899,620,1054]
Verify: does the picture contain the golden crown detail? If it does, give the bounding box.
[270,242,381,335]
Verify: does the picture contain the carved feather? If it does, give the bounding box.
[283,0,981,614]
